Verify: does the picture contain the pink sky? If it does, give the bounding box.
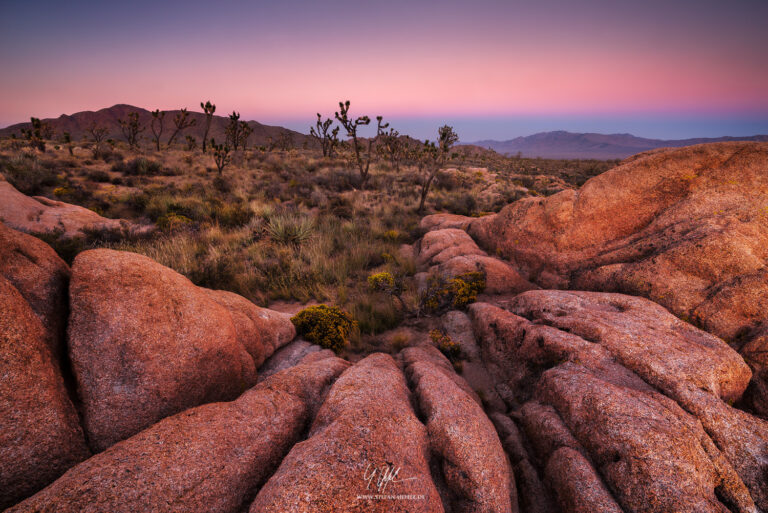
[1,0,767,137]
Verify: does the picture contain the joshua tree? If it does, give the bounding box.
[21,117,49,151]
[167,108,197,147]
[327,126,341,157]
[276,131,293,151]
[185,135,197,151]
[334,100,386,187]
[378,128,406,171]
[225,111,241,150]
[416,125,459,213]
[87,122,109,154]
[62,131,74,155]
[437,124,459,154]
[150,109,166,151]
[39,120,54,140]
[200,100,216,153]
[239,121,253,150]
[309,114,340,157]
[119,111,145,149]
[210,138,231,175]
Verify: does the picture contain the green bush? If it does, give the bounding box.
[1,153,61,194]
[291,305,357,353]
[420,271,486,313]
[112,157,162,176]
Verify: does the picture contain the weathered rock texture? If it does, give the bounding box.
[256,339,333,383]
[469,142,768,413]
[0,277,89,509]
[68,249,259,451]
[7,345,515,512]
[204,288,296,367]
[0,222,69,356]
[7,355,349,513]
[402,346,517,512]
[0,176,140,238]
[470,290,768,512]
[419,213,473,233]
[251,351,516,512]
[416,228,537,294]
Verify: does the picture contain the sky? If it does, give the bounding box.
[1,0,767,141]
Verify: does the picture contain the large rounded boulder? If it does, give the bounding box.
[469,142,768,413]
[0,222,69,356]
[0,277,90,509]
[68,249,258,451]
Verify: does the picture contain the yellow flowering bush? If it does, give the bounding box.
[421,271,486,313]
[291,305,357,353]
[430,329,462,361]
[367,271,395,292]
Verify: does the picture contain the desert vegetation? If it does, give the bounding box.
[0,103,618,355]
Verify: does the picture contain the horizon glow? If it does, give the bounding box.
[1,0,767,140]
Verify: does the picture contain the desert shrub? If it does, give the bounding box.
[291,305,357,353]
[30,230,87,264]
[266,214,315,245]
[379,229,402,242]
[420,271,486,313]
[156,212,193,232]
[350,293,402,335]
[212,175,231,192]
[434,192,477,216]
[112,157,162,176]
[93,149,124,163]
[51,182,92,204]
[32,226,129,265]
[86,169,111,182]
[52,186,69,197]
[367,270,407,310]
[1,153,60,194]
[367,271,395,291]
[211,202,253,227]
[144,194,208,223]
[326,195,354,219]
[430,329,462,361]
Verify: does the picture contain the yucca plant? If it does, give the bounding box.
[266,214,316,245]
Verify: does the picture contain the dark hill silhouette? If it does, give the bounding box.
[0,104,314,148]
[473,130,768,159]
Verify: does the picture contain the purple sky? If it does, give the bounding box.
[1,0,767,140]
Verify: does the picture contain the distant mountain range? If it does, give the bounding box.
[0,104,313,148]
[472,131,768,160]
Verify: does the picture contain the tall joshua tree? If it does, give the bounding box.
[334,100,386,187]
[225,111,241,150]
[416,125,459,213]
[87,122,109,154]
[119,111,145,149]
[210,138,231,175]
[378,128,405,172]
[239,121,253,150]
[167,108,197,147]
[309,113,340,158]
[200,100,216,153]
[62,131,74,155]
[150,109,166,151]
[21,117,48,152]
